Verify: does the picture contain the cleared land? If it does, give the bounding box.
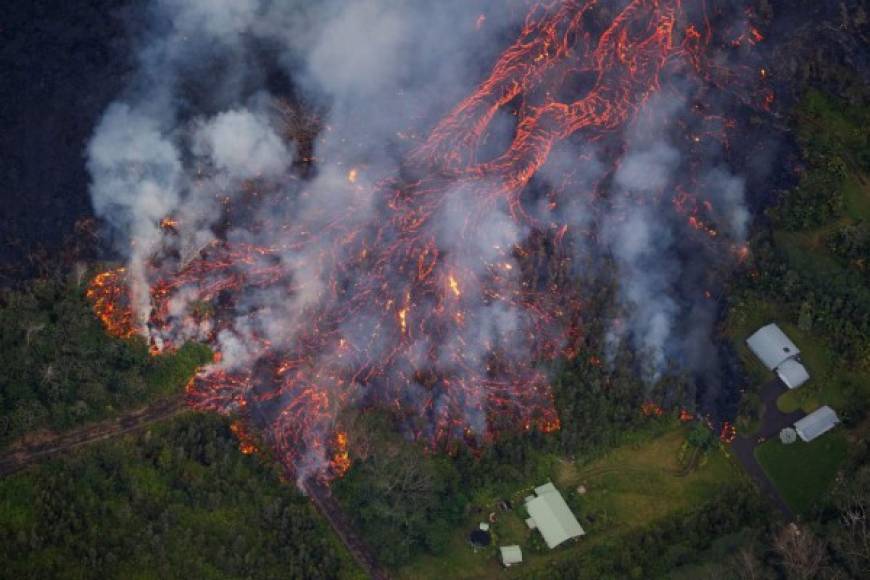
[396,427,739,579]
[0,396,189,476]
[754,432,848,514]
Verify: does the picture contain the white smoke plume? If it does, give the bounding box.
[600,88,751,383]
[192,109,291,180]
[86,0,760,476]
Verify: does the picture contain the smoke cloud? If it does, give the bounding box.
[192,109,291,180]
[86,0,762,478]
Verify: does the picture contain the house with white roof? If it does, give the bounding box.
[524,482,585,549]
[746,323,810,389]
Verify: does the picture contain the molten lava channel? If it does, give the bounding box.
[89,0,767,483]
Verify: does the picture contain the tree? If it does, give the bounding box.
[731,545,766,580]
[829,466,870,575]
[798,300,814,332]
[773,524,827,580]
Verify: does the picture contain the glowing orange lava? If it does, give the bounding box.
[88,0,768,483]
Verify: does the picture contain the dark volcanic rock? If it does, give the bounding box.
[0,0,135,281]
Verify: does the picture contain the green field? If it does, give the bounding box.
[754,432,848,514]
[396,427,739,579]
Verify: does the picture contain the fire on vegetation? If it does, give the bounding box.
[88,0,772,484]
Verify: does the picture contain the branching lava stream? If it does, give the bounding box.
[88,0,767,483]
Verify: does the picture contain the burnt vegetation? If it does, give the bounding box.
[0,0,869,578]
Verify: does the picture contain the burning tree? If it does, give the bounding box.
[88,0,771,484]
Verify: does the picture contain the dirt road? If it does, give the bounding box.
[1,397,389,578]
[304,477,391,580]
[0,396,188,476]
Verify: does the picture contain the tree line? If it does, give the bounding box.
[0,273,211,447]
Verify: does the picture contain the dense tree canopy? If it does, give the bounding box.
[0,414,357,579]
[0,275,210,446]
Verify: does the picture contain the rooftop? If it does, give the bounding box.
[525,482,585,549]
[776,358,810,390]
[500,545,522,566]
[794,406,840,442]
[746,323,800,371]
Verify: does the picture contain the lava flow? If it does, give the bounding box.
[88,0,768,483]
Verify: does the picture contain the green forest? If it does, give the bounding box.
[0,275,211,447]
[1,1,869,577]
[0,413,361,579]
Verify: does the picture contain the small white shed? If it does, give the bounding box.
[500,545,522,567]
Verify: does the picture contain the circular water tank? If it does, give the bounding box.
[779,427,797,444]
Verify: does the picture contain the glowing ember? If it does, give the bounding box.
[230,420,259,455]
[719,421,737,443]
[447,275,461,298]
[88,0,768,483]
[86,268,136,339]
[159,216,178,230]
[331,431,351,477]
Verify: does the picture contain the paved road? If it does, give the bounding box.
[730,378,806,520]
[0,396,188,476]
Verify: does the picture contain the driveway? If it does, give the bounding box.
[729,378,806,520]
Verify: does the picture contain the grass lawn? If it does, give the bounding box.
[754,431,848,514]
[554,429,737,533]
[397,427,739,579]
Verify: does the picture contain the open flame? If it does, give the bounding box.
[331,431,351,477]
[86,268,137,339]
[230,420,259,455]
[88,0,768,483]
[447,275,461,298]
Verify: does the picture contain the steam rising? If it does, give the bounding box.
[86,0,761,479]
[192,110,291,180]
